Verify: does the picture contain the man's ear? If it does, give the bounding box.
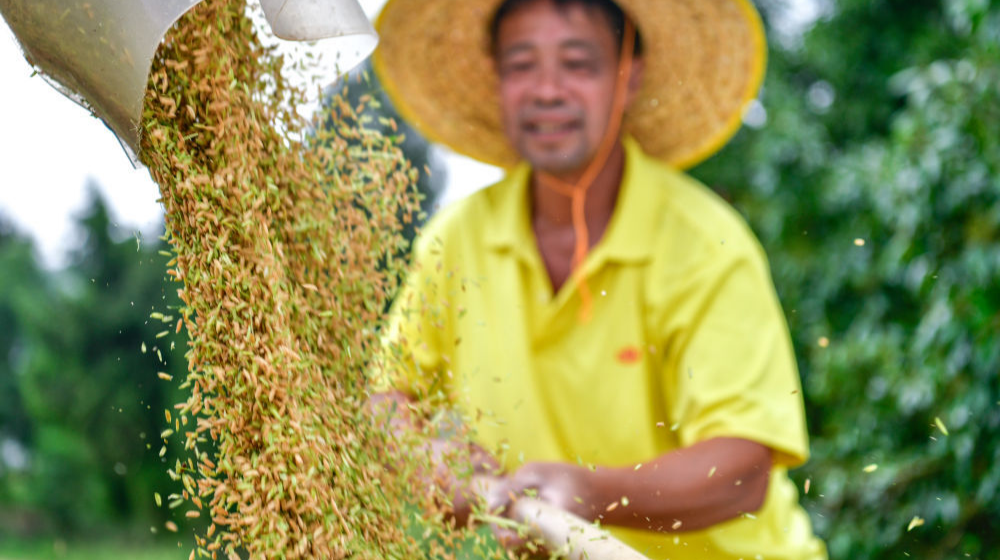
[625,57,645,106]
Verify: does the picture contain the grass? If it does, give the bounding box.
[0,531,503,560]
[0,538,186,560]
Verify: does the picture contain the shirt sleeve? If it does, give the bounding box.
[370,232,452,401]
[660,240,810,468]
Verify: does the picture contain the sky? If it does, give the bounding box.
[0,21,166,268]
[0,0,819,269]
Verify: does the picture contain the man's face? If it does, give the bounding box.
[493,0,638,179]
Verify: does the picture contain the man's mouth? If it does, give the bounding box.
[524,120,579,136]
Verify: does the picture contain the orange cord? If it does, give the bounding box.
[536,20,636,322]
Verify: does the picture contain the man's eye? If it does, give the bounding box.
[501,60,534,75]
[564,59,596,72]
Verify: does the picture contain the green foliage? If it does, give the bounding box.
[0,187,188,536]
[694,1,1000,558]
[0,537,185,560]
[0,218,43,447]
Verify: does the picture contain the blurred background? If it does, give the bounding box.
[1,0,998,558]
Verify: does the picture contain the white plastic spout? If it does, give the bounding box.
[260,0,376,42]
[259,0,378,78]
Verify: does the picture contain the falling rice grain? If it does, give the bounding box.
[934,416,949,436]
[138,1,456,558]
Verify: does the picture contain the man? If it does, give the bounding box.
[370,0,827,558]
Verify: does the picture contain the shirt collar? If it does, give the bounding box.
[483,160,533,255]
[484,136,660,264]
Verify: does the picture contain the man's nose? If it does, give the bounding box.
[531,64,566,105]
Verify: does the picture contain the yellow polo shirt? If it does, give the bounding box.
[378,138,826,560]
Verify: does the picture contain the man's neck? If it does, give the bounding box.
[530,141,626,234]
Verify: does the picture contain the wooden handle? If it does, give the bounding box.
[472,476,649,560]
[509,497,649,560]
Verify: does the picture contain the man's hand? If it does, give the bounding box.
[482,461,602,553]
[370,391,772,540]
[487,462,601,521]
[424,438,502,525]
[366,391,503,525]
[426,438,501,483]
[486,438,772,538]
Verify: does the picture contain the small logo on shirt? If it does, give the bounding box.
[616,345,642,365]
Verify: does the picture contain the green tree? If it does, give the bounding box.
[0,217,49,534]
[2,186,188,536]
[693,1,1000,557]
[0,217,38,446]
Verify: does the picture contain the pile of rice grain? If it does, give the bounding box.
[139,1,439,557]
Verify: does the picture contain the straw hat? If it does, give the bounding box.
[373,0,766,170]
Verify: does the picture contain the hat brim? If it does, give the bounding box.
[374,0,766,170]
